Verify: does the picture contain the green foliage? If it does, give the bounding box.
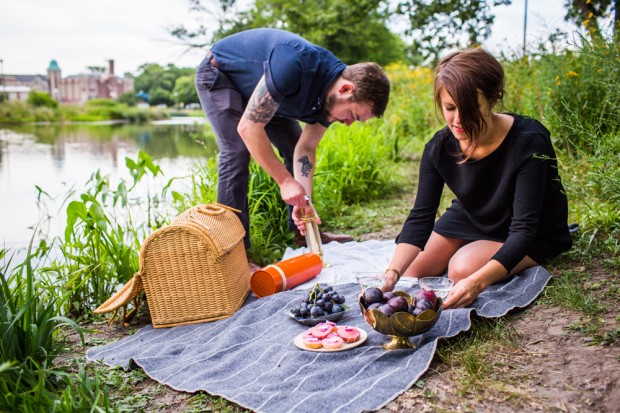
[394,0,512,64]
[1,245,59,367]
[167,158,219,213]
[149,87,173,106]
[0,100,41,123]
[134,63,196,106]
[173,74,200,107]
[542,268,606,315]
[117,91,139,106]
[435,318,519,396]
[0,98,166,123]
[27,90,59,108]
[170,0,407,65]
[563,0,619,43]
[0,243,99,412]
[52,363,112,412]
[217,0,407,65]
[500,35,619,258]
[314,121,400,217]
[51,151,163,315]
[246,162,292,264]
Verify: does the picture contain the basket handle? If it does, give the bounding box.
[196,203,241,216]
[94,272,144,324]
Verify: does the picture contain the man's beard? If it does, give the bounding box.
[320,93,353,121]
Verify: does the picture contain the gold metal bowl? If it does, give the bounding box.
[358,291,443,350]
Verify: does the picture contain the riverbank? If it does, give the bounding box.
[0,98,171,124]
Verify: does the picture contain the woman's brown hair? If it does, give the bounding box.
[433,48,505,161]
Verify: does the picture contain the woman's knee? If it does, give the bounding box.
[446,256,473,282]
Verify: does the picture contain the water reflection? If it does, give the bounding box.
[0,118,217,250]
[6,120,218,162]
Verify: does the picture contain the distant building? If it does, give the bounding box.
[0,85,31,101]
[0,73,49,101]
[0,59,134,104]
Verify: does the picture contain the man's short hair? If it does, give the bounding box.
[342,63,390,118]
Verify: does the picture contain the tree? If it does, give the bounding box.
[171,0,407,65]
[134,63,195,106]
[149,87,173,106]
[27,91,58,108]
[564,0,619,44]
[169,0,244,48]
[117,91,139,106]
[394,0,512,64]
[173,75,199,107]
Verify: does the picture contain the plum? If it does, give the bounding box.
[415,289,436,303]
[415,297,434,311]
[387,296,408,312]
[363,287,384,306]
[378,303,395,316]
[367,302,382,310]
[383,291,397,302]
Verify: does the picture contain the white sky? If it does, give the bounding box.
[1,0,576,77]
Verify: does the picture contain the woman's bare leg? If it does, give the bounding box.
[447,240,538,283]
[402,231,468,278]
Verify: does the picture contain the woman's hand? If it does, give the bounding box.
[381,271,398,292]
[442,277,483,309]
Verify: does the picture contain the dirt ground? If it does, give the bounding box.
[81,227,619,413]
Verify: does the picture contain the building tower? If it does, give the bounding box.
[47,59,61,100]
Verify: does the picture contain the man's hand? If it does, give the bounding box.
[292,204,322,235]
[280,177,308,209]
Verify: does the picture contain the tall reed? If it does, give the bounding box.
[0,242,95,411]
[49,151,165,315]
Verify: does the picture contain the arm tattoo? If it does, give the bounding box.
[297,155,313,177]
[244,75,279,124]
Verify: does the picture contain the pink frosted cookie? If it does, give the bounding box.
[302,330,316,339]
[322,335,344,349]
[310,322,337,339]
[302,335,322,349]
[337,326,361,343]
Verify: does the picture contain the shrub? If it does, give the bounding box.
[27,91,58,108]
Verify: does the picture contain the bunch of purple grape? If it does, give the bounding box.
[361,287,436,317]
[290,284,346,319]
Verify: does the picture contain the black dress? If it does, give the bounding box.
[397,114,572,272]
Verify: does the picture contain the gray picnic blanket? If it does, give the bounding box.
[87,240,551,413]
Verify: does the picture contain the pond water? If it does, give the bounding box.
[0,117,217,253]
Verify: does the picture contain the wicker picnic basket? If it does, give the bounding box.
[94,203,250,328]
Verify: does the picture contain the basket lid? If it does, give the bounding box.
[172,203,245,257]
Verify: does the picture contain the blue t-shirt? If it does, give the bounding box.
[211,28,346,125]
